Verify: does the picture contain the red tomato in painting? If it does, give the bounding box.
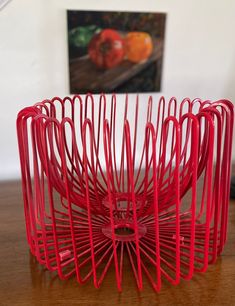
[88,29,124,69]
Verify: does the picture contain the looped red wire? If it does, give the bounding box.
[17,95,234,291]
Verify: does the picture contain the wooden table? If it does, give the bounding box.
[0,179,235,305]
[69,39,163,93]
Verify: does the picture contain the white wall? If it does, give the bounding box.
[0,0,235,180]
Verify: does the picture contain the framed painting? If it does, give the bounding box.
[67,10,166,93]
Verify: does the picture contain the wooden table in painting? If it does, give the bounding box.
[0,176,235,305]
[69,39,164,93]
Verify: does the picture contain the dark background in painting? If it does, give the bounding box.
[67,10,166,93]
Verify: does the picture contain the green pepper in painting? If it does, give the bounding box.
[69,25,101,48]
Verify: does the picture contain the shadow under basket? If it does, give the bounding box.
[16,94,234,291]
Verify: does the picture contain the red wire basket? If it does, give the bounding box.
[17,94,234,291]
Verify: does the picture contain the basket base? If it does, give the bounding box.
[102,222,147,242]
[102,193,143,211]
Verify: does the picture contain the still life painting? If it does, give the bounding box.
[67,10,166,93]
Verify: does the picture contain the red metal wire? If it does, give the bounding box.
[17,95,234,291]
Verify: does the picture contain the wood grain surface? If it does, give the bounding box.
[0,179,235,306]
